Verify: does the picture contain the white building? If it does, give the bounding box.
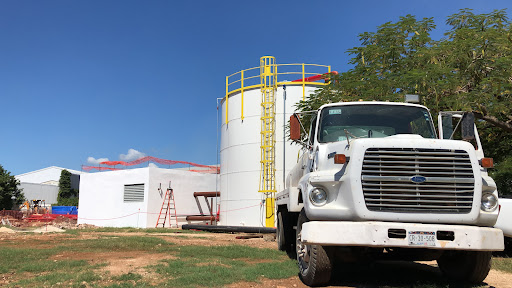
[18,183,59,204]
[16,166,85,205]
[16,166,84,190]
[78,166,218,228]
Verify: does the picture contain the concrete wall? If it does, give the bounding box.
[18,182,59,205]
[146,166,218,227]
[78,168,150,228]
[78,167,218,228]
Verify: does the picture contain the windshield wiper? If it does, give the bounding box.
[344,129,359,147]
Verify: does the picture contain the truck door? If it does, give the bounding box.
[438,112,485,159]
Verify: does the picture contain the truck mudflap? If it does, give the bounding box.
[301,221,504,251]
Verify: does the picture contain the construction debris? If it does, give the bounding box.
[33,225,65,233]
[76,224,97,229]
[0,227,15,233]
[1,218,12,226]
[235,234,264,239]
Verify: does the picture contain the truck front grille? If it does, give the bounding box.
[361,148,474,213]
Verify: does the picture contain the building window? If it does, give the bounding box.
[124,184,145,202]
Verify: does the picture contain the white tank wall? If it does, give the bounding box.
[220,84,319,226]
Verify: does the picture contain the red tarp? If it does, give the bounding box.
[82,156,219,174]
[100,156,215,169]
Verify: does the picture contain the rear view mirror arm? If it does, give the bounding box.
[292,113,313,149]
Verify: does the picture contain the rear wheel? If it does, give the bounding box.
[296,209,332,286]
[437,250,492,284]
[504,237,512,257]
[277,210,294,253]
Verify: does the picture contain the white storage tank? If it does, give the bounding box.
[219,57,333,227]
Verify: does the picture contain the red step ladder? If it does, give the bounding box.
[155,186,178,228]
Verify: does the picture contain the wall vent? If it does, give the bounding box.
[124,184,145,202]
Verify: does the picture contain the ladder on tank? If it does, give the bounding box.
[155,183,178,228]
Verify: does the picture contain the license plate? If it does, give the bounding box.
[408,231,436,247]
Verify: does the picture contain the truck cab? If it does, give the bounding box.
[276,101,503,286]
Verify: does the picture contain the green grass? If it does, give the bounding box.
[12,270,103,288]
[492,257,512,273]
[0,247,61,273]
[3,232,510,288]
[1,233,296,287]
[65,235,176,253]
[112,272,143,281]
[17,259,88,273]
[177,244,287,260]
[151,245,297,287]
[153,258,297,288]
[104,282,153,288]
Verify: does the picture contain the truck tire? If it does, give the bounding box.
[504,237,512,257]
[437,250,492,284]
[296,209,332,286]
[277,211,286,251]
[277,211,294,253]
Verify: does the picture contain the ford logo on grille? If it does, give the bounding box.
[411,176,427,183]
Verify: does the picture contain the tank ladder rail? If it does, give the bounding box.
[155,184,178,228]
[185,191,220,224]
[259,56,277,228]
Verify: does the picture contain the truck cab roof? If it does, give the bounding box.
[318,101,429,111]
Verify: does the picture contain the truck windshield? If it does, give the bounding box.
[318,104,435,143]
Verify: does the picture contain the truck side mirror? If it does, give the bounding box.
[461,112,475,141]
[290,114,301,141]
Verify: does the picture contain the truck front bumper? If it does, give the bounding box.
[301,221,504,251]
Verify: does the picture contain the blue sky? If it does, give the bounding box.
[1,0,510,175]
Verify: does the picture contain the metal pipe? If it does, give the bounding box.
[193,192,220,197]
[182,224,276,234]
[185,215,216,221]
[283,85,286,188]
[216,97,222,225]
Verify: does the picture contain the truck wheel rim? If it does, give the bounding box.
[297,230,310,273]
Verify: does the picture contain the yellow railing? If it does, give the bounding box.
[224,62,331,123]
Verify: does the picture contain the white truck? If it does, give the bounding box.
[276,100,504,286]
[495,198,512,255]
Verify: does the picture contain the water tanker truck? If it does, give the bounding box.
[275,98,504,286]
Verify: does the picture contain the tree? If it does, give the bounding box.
[57,170,79,206]
[296,9,512,195]
[0,165,25,210]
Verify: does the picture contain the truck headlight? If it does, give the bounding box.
[310,188,327,206]
[481,193,498,212]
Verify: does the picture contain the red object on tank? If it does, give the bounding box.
[291,71,338,82]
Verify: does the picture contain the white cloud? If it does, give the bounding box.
[148,163,159,168]
[87,157,109,165]
[120,148,146,162]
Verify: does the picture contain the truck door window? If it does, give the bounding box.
[309,115,317,147]
[440,113,478,147]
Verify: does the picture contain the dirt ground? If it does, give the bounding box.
[1,222,511,288]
